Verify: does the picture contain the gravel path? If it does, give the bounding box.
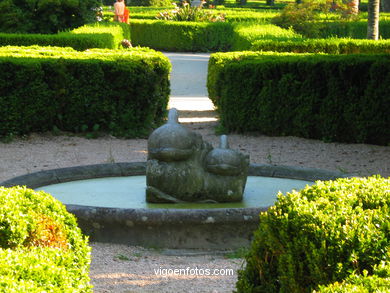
[0,53,389,292]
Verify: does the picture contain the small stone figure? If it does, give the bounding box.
[146,108,249,203]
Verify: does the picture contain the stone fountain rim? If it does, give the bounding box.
[0,162,354,248]
[0,162,352,215]
[0,161,352,188]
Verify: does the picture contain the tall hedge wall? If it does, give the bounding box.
[130,19,234,51]
[0,46,171,139]
[208,52,390,145]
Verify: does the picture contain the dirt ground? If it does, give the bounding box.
[0,118,389,292]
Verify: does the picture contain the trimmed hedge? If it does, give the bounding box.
[236,176,390,293]
[314,19,390,39]
[220,9,278,23]
[208,51,390,145]
[130,19,234,51]
[0,186,92,292]
[232,23,302,50]
[0,46,171,138]
[0,23,130,51]
[129,20,299,52]
[251,38,390,54]
[117,7,277,21]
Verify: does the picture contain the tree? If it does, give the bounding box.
[367,0,380,40]
[346,0,359,15]
[0,0,101,34]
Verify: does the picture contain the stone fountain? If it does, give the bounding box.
[0,109,352,249]
[146,108,249,203]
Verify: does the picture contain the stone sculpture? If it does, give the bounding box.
[146,108,249,203]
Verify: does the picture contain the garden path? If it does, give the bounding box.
[163,52,218,123]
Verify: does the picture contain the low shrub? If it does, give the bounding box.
[128,0,172,6]
[0,23,130,51]
[251,38,390,54]
[156,2,226,22]
[236,176,390,292]
[0,186,92,292]
[71,22,131,48]
[208,51,390,145]
[129,19,298,52]
[232,23,302,50]
[130,19,233,51]
[0,46,171,138]
[271,0,358,38]
[123,6,278,21]
[315,19,390,39]
[272,1,390,39]
[220,9,278,23]
[316,263,390,292]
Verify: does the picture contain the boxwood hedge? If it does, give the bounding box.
[0,186,92,292]
[130,19,234,51]
[232,23,302,51]
[312,19,390,39]
[0,22,130,51]
[129,19,299,52]
[208,51,390,145]
[0,46,171,139]
[236,176,390,293]
[251,38,390,54]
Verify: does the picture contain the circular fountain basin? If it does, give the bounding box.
[1,162,351,249]
[37,176,310,209]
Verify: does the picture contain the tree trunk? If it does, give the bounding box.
[347,0,359,15]
[381,0,390,12]
[367,0,380,40]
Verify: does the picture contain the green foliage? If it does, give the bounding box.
[232,23,302,50]
[236,176,390,293]
[130,19,299,52]
[272,0,358,38]
[0,0,101,34]
[0,22,130,51]
[251,38,390,54]
[220,9,277,23]
[316,262,390,292]
[130,19,233,51]
[125,6,278,22]
[0,46,170,139]
[156,2,226,22]
[129,0,172,7]
[207,51,390,145]
[315,19,390,39]
[71,22,131,47]
[0,186,92,292]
